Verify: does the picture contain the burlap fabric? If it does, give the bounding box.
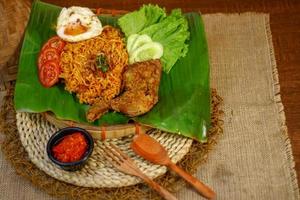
[0,13,299,199]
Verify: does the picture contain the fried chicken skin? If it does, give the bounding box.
[86,98,110,122]
[86,59,162,121]
[111,59,162,116]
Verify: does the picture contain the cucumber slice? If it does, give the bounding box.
[130,34,152,54]
[130,42,163,64]
[126,34,139,53]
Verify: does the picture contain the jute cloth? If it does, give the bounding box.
[0,13,299,199]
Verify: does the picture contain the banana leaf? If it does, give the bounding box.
[14,0,210,141]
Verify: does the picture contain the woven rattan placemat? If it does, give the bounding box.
[17,112,192,188]
[1,88,223,200]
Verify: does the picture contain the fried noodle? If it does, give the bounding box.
[60,26,128,105]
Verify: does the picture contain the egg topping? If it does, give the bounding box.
[56,6,103,42]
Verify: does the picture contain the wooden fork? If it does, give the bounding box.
[101,143,178,200]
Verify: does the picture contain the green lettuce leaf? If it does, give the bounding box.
[118,5,166,37]
[118,5,189,73]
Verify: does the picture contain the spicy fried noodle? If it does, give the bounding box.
[60,26,128,105]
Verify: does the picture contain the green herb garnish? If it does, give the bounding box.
[96,54,109,72]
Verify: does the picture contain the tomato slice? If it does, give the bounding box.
[39,61,60,88]
[38,47,60,69]
[37,36,64,87]
[48,36,66,51]
[41,36,66,52]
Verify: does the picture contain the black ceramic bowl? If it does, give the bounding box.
[47,127,94,171]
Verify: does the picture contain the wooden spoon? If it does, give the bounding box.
[131,131,216,199]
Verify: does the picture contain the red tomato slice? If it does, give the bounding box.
[38,47,60,69]
[48,36,66,51]
[41,36,66,52]
[39,61,60,88]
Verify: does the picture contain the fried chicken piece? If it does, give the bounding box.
[110,59,162,117]
[86,59,162,121]
[86,98,109,122]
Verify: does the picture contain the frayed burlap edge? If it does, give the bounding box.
[0,86,223,200]
[264,15,299,198]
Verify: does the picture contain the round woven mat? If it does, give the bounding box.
[17,112,192,188]
[1,87,223,200]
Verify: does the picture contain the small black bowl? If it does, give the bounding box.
[47,127,94,171]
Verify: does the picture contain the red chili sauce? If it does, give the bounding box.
[52,132,88,162]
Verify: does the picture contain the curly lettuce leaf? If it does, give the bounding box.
[118,5,189,73]
[118,5,166,37]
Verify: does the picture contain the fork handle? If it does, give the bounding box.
[139,174,178,200]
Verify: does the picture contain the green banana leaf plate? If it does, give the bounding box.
[14,0,210,141]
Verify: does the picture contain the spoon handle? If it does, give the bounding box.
[138,173,178,200]
[168,162,215,199]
